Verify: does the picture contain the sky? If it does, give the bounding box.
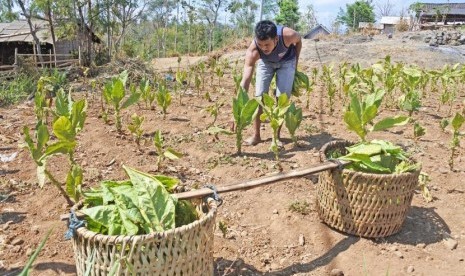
[299,0,456,28]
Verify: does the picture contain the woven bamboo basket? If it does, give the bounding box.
[317,140,420,238]
[72,199,217,276]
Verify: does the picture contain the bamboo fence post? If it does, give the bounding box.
[13,48,18,69]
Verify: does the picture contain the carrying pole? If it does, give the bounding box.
[174,160,349,200]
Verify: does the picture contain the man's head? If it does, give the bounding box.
[254,20,278,55]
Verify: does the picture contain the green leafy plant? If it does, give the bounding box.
[338,90,414,174]
[440,118,449,132]
[259,93,291,161]
[203,101,224,127]
[418,172,433,202]
[292,70,310,97]
[176,69,188,105]
[103,70,141,132]
[322,65,337,114]
[139,78,156,109]
[23,96,87,205]
[156,83,172,119]
[153,130,183,169]
[413,122,426,141]
[232,88,259,154]
[344,90,409,142]
[128,113,144,148]
[284,103,303,146]
[449,112,465,170]
[288,200,311,215]
[218,220,228,238]
[81,166,197,235]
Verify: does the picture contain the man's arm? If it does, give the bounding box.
[240,42,260,92]
[283,27,302,69]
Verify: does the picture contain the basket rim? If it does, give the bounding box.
[320,139,421,178]
[72,199,217,242]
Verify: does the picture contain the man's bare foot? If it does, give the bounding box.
[244,136,262,146]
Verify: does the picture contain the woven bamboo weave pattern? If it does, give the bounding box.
[317,140,420,238]
[72,200,217,276]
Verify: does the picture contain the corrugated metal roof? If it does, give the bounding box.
[380,16,411,25]
[421,3,465,16]
[0,20,52,44]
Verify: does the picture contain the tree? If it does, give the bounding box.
[197,0,228,52]
[375,0,394,19]
[275,0,299,30]
[227,0,258,36]
[16,0,44,62]
[0,0,18,21]
[260,0,278,21]
[337,0,375,30]
[297,4,317,34]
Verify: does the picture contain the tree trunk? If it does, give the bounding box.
[45,0,57,66]
[17,0,44,63]
[87,0,92,65]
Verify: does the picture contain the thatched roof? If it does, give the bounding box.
[0,20,52,44]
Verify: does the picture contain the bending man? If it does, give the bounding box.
[240,20,302,146]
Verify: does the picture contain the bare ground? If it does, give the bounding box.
[1,31,465,276]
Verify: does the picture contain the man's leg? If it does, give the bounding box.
[245,60,275,146]
[275,59,296,145]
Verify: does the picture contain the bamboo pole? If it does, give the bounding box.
[174,160,349,200]
[14,48,17,66]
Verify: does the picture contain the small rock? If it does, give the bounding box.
[426,256,434,261]
[2,224,9,231]
[445,238,458,250]
[107,158,116,166]
[416,243,426,249]
[439,168,449,174]
[394,251,404,259]
[272,209,278,215]
[31,226,39,235]
[26,248,33,257]
[279,258,286,265]
[407,266,415,273]
[50,250,58,257]
[240,231,248,237]
[11,238,23,246]
[330,268,344,276]
[298,234,305,246]
[389,245,398,252]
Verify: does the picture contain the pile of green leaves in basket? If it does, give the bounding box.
[330,89,420,174]
[81,166,198,235]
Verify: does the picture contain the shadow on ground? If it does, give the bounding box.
[214,236,359,276]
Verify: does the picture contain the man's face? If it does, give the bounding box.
[256,37,278,55]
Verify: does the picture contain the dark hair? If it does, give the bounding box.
[255,20,277,40]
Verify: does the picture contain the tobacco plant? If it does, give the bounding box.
[153,130,183,169]
[203,101,224,127]
[338,90,414,174]
[128,113,144,148]
[103,71,141,132]
[322,65,337,114]
[232,88,259,154]
[399,67,422,117]
[156,82,172,119]
[413,122,426,142]
[23,95,87,205]
[285,103,303,146]
[140,78,156,109]
[260,93,291,161]
[176,69,188,105]
[449,112,465,170]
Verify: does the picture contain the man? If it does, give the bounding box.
[240,20,302,146]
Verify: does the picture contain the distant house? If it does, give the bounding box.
[303,24,331,40]
[380,16,411,33]
[358,22,383,32]
[0,20,100,66]
[418,3,465,25]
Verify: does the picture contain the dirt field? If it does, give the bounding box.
[1,31,465,276]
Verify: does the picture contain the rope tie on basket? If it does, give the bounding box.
[64,210,85,240]
[203,184,223,206]
[328,158,344,171]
